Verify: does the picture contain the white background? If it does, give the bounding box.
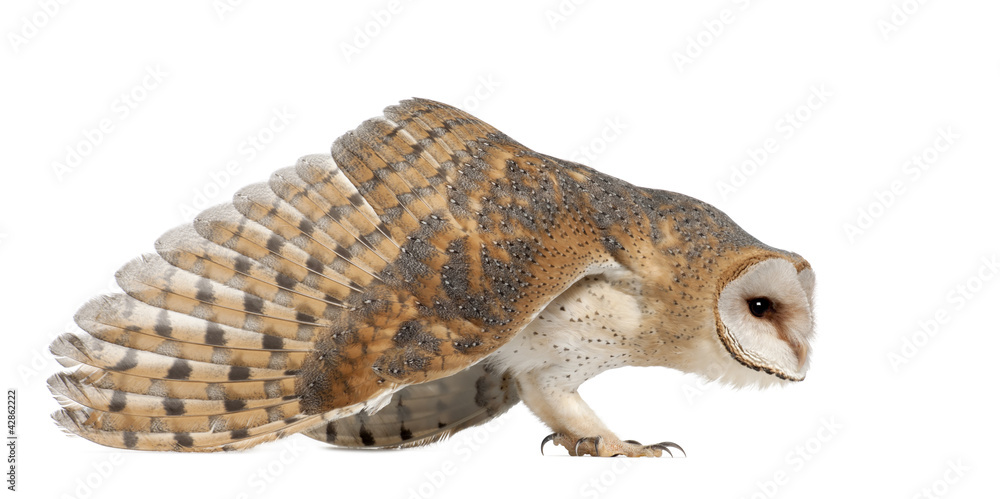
[2,1,998,498]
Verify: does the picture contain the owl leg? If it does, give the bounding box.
[515,371,683,457]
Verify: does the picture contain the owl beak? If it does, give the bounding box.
[790,339,809,373]
[770,319,810,376]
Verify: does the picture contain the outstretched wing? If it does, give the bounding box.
[49,98,627,452]
[296,98,627,412]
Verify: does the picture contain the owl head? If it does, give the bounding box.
[707,255,816,387]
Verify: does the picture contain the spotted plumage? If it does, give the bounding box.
[49,98,816,456]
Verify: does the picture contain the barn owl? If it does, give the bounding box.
[49,98,816,457]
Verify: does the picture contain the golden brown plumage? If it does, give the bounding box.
[50,98,815,456]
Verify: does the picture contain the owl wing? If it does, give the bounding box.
[50,98,622,452]
[302,362,519,448]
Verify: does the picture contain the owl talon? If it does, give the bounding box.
[574,436,602,456]
[649,443,674,457]
[539,433,681,457]
[649,441,685,457]
[540,433,601,456]
[592,437,685,457]
[540,432,558,455]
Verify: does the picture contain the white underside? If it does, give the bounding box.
[488,269,646,391]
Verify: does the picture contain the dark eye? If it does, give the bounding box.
[748,298,772,318]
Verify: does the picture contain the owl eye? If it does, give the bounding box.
[747,298,772,318]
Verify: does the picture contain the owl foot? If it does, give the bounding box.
[540,433,685,457]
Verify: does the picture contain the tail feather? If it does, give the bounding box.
[50,333,293,382]
[116,254,328,341]
[75,294,313,352]
[335,122,435,231]
[354,117,451,207]
[344,117,457,260]
[156,225,347,320]
[232,183,385,285]
[52,406,324,452]
[64,366,297,402]
[48,372,288,416]
[75,303,308,371]
[294,154,407,247]
[268,164,399,266]
[193,204,364,299]
[53,398,303,434]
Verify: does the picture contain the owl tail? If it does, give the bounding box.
[303,362,519,448]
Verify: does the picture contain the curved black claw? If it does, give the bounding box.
[649,441,686,458]
[540,432,558,455]
[574,436,602,456]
